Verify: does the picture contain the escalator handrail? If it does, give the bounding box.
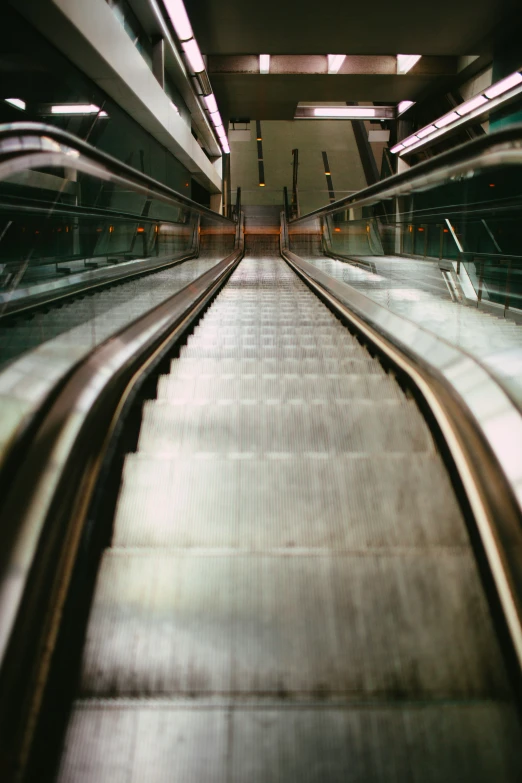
[289,122,522,222]
[280,219,522,681]
[0,122,231,225]
[0,224,244,779]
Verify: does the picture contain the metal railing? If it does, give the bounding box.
[0,122,232,224]
[289,124,522,223]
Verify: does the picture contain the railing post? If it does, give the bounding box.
[478,258,484,303]
[283,186,289,222]
[505,259,512,314]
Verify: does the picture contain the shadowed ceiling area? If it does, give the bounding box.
[183,0,520,120]
[185,0,519,56]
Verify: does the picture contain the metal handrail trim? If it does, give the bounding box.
[0,122,232,224]
[290,123,522,223]
[0,238,244,774]
[280,240,522,673]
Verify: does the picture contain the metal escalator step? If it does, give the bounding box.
[168,357,387,376]
[136,400,434,455]
[79,550,509,699]
[156,373,404,402]
[179,344,371,360]
[56,700,522,783]
[112,454,468,549]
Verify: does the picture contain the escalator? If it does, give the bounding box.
[1,127,522,782]
[49,235,521,781]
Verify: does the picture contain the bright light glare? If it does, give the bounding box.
[163,0,193,41]
[435,111,459,128]
[327,54,346,74]
[390,143,405,153]
[417,124,436,138]
[397,54,421,74]
[5,98,26,110]
[204,94,218,114]
[314,107,377,118]
[259,54,270,74]
[211,111,223,128]
[485,71,522,99]
[182,38,205,73]
[221,140,230,153]
[51,104,107,115]
[456,94,488,115]
[397,100,415,115]
[401,135,419,147]
[216,125,227,139]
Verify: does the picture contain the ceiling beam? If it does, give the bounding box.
[208,55,458,76]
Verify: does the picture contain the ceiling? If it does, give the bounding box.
[184,0,520,120]
[185,0,518,56]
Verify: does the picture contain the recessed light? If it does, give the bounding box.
[327,54,346,74]
[397,54,421,74]
[5,98,26,111]
[259,54,270,74]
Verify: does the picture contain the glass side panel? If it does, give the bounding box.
[0,130,236,369]
[288,159,522,407]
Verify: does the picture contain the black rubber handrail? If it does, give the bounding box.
[0,122,231,225]
[0,231,244,780]
[290,123,522,222]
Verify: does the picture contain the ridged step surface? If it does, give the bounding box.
[56,236,522,782]
[0,236,229,369]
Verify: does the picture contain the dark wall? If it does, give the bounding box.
[0,5,192,195]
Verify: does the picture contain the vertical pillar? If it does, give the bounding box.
[152,37,165,89]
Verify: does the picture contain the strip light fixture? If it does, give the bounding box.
[327,55,346,74]
[163,0,205,73]
[51,104,108,116]
[259,54,270,74]
[163,0,229,154]
[5,98,26,111]
[314,107,379,118]
[390,69,522,155]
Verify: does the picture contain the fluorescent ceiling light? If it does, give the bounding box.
[389,143,404,153]
[51,104,108,116]
[5,98,26,110]
[216,125,227,139]
[416,124,436,138]
[182,38,205,73]
[211,111,223,127]
[327,54,346,74]
[259,54,270,74]
[221,140,230,154]
[393,70,522,155]
[397,54,421,74]
[485,71,522,99]
[204,94,218,114]
[401,135,419,147]
[163,0,193,41]
[397,100,415,116]
[435,111,459,128]
[314,107,377,118]
[456,94,488,115]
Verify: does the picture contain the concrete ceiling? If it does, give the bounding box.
[185,0,518,56]
[184,0,520,120]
